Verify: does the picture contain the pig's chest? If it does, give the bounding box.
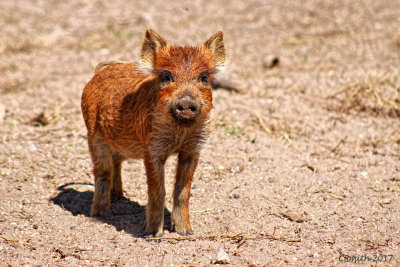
[149,125,205,159]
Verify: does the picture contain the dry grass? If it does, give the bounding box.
[253,111,309,143]
[326,75,400,117]
[1,79,30,93]
[30,103,61,127]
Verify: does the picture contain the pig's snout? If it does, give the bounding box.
[172,96,201,123]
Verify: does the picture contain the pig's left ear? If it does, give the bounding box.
[140,29,169,73]
[201,31,225,71]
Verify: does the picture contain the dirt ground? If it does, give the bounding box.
[1,0,400,266]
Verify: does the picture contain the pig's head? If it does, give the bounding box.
[139,29,225,125]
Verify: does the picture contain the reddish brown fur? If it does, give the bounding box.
[81,29,225,237]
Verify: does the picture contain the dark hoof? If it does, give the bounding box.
[111,192,124,201]
[144,232,162,243]
[177,229,193,236]
[90,208,109,217]
[110,195,125,203]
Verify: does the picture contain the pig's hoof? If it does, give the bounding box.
[171,221,193,236]
[177,228,193,236]
[111,190,124,201]
[144,231,162,242]
[90,205,109,217]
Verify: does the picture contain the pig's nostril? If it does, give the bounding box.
[173,97,200,122]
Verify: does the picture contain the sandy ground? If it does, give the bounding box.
[1,0,400,266]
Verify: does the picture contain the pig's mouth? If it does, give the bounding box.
[170,107,198,125]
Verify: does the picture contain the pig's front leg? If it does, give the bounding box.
[171,151,199,236]
[144,151,166,237]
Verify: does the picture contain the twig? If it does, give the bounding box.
[54,247,83,260]
[332,157,351,164]
[330,194,345,200]
[330,137,347,154]
[209,152,249,161]
[0,235,36,250]
[159,251,167,267]
[145,233,301,243]
[190,208,214,213]
[320,137,347,155]
[23,242,36,250]
[298,163,316,172]
[253,111,271,134]
[146,236,197,241]
[236,239,246,249]
[0,235,18,243]
[209,153,273,162]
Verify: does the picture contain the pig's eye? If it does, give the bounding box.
[161,71,174,84]
[199,72,209,85]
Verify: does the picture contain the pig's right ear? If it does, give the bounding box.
[140,29,168,74]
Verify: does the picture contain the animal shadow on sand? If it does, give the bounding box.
[50,182,171,238]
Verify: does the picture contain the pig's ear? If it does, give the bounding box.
[140,29,168,73]
[202,31,225,71]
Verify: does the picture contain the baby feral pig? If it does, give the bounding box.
[81,29,225,237]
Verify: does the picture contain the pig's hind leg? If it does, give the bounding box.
[111,153,124,200]
[89,135,114,217]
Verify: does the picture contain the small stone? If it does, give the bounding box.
[99,48,110,55]
[29,143,37,152]
[263,56,280,69]
[279,210,308,223]
[233,193,240,199]
[211,247,230,264]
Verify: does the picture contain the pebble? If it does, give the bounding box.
[263,56,280,69]
[211,247,230,264]
[29,143,38,152]
[279,210,308,223]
